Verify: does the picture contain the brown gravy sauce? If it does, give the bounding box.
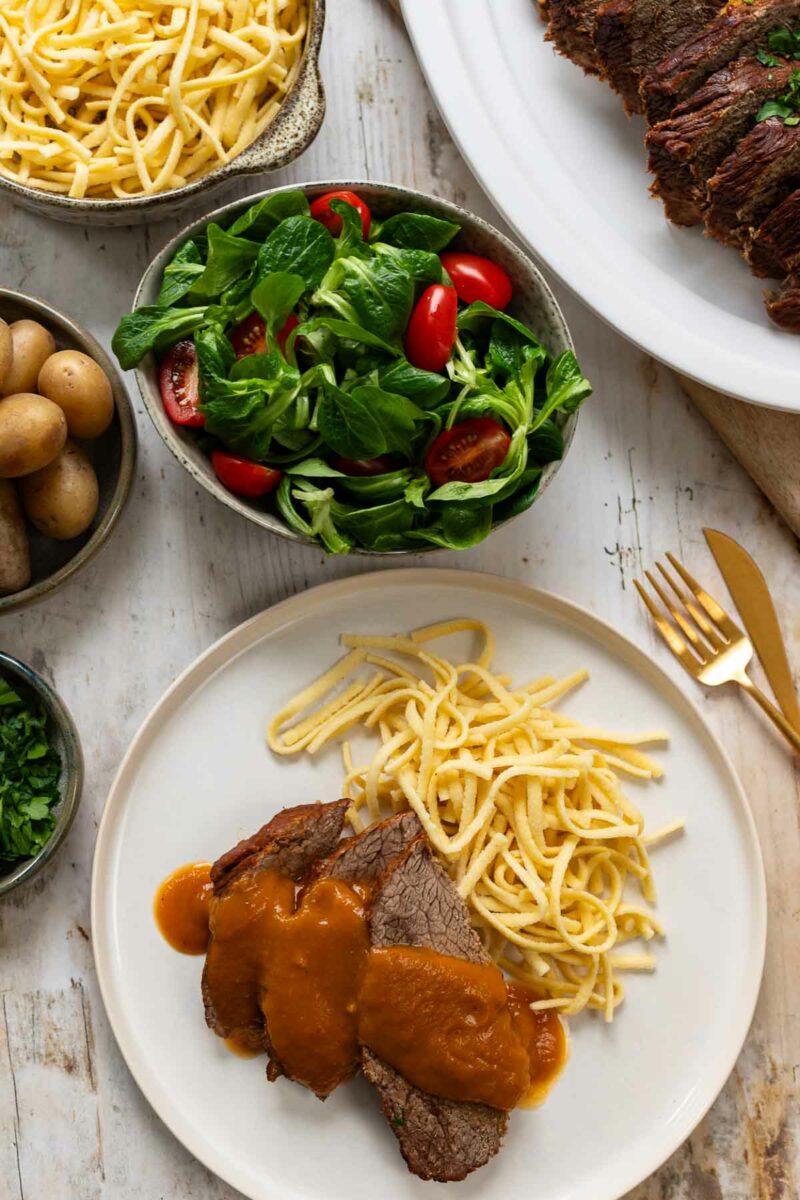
[155,864,567,1108]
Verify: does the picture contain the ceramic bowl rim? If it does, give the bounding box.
[132,179,580,555]
[0,287,138,614]
[0,651,84,898]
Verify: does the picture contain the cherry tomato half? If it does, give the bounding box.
[330,454,398,477]
[440,253,513,310]
[230,313,266,359]
[310,190,372,239]
[230,312,300,361]
[424,417,511,488]
[159,339,203,427]
[211,451,282,498]
[404,284,458,374]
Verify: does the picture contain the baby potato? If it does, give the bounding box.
[0,393,67,478]
[0,320,12,393]
[38,349,114,439]
[1,320,56,397]
[0,480,31,596]
[20,439,99,540]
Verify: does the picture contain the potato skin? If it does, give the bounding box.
[1,320,56,397]
[38,349,114,439]
[0,393,67,478]
[0,320,12,393]
[0,479,31,595]
[20,439,99,540]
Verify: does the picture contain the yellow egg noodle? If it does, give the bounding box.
[268,619,685,1022]
[0,0,308,199]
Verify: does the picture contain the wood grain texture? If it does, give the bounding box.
[681,377,800,539]
[0,2,798,1198]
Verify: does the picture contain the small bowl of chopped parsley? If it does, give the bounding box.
[0,652,83,897]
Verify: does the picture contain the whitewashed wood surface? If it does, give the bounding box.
[1,2,798,1197]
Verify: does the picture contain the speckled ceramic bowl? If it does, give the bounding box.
[0,289,137,614]
[0,652,84,898]
[132,181,581,554]
[0,0,326,227]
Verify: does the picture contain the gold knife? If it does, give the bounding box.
[704,527,800,732]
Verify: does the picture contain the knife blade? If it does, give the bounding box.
[704,527,800,732]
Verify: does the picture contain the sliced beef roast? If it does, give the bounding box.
[265,811,422,1092]
[202,800,348,1050]
[548,0,607,72]
[361,836,507,1183]
[594,0,722,113]
[746,188,800,277]
[705,118,800,245]
[765,276,800,329]
[641,0,800,124]
[646,58,799,225]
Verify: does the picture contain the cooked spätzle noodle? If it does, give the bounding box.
[0,0,307,199]
[268,619,684,1021]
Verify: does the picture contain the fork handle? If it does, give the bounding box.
[736,672,800,754]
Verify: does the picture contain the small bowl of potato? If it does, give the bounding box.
[0,290,137,613]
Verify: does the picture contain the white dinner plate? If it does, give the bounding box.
[92,569,766,1200]
[400,0,798,411]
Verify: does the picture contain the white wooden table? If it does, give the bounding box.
[1,3,798,1197]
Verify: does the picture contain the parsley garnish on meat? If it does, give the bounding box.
[757,68,800,125]
[756,28,800,70]
[0,676,61,861]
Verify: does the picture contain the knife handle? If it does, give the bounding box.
[737,673,800,755]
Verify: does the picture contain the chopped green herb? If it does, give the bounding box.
[756,68,800,123]
[0,676,61,862]
[391,1115,406,1127]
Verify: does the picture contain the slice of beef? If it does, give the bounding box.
[361,836,507,1182]
[265,811,422,1092]
[548,0,606,73]
[202,800,348,1050]
[705,117,800,245]
[594,0,722,114]
[746,187,800,276]
[646,58,799,225]
[641,0,800,124]
[765,275,800,329]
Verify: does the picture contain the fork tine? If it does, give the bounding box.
[645,569,708,662]
[666,552,742,640]
[633,578,701,678]
[655,561,725,650]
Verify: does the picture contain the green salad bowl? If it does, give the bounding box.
[0,652,84,898]
[130,181,581,554]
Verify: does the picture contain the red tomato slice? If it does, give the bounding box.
[330,454,398,477]
[211,451,282,498]
[159,339,203,427]
[424,417,511,488]
[440,253,513,310]
[404,284,457,374]
[230,313,267,359]
[310,190,372,239]
[230,312,300,360]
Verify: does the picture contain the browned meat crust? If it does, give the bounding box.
[646,58,798,225]
[705,118,800,245]
[641,0,800,124]
[765,277,800,329]
[361,836,507,1182]
[747,189,800,277]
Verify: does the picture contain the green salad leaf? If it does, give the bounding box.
[112,188,592,554]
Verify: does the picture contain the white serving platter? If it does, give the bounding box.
[401,0,798,410]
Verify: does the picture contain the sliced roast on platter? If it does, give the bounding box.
[594,0,723,114]
[705,118,800,245]
[537,0,800,330]
[640,0,800,123]
[646,58,800,226]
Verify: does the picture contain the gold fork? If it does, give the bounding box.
[635,551,800,754]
